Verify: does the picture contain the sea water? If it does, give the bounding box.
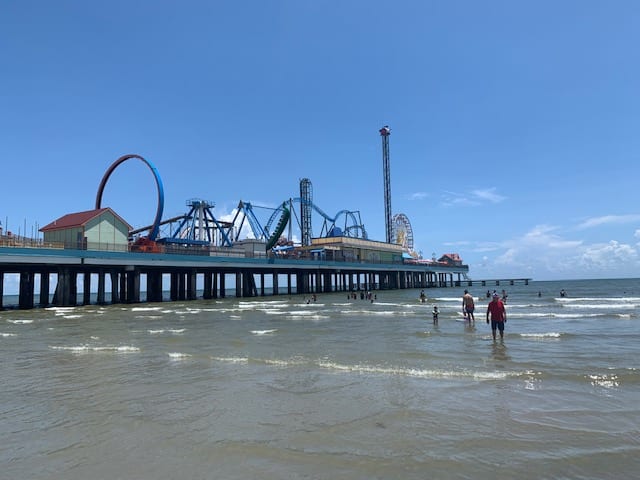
[1,278,639,479]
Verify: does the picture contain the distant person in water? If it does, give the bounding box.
[560,289,567,298]
[420,290,426,303]
[486,293,507,341]
[432,305,439,324]
[462,289,475,322]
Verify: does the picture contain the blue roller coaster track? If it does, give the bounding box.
[235,198,367,244]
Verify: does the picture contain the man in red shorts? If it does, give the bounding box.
[486,293,507,341]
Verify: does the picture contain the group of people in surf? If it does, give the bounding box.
[463,289,507,340]
[348,290,376,302]
[423,289,507,341]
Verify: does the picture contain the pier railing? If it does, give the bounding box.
[0,236,469,270]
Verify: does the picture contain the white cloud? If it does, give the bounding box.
[579,240,638,270]
[407,192,429,201]
[577,214,640,229]
[471,188,506,204]
[440,187,505,207]
[466,223,640,280]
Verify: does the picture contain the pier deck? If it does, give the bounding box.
[0,246,528,309]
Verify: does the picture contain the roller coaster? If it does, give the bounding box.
[102,155,367,251]
[232,198,367,249]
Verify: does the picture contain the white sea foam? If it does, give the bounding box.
[287,310,318,316]
[520,332,562,339]
[262,358,307,367]
[167,352,191,359]
[7,319,33,324]
[1,332,17,337]
[50,345,140,353]
[211,356,249,364]
[558,297,640,303]
[148,328,186,334]
[45,306,76,312]
[563,303,635,310]
[289,314,329,321]
[316,361,510,380]
[588,373,619,388]
[131,306,162,312]
[239,300,288,307]
[516,312,603,318]
[251,329,278,335]
[61,314,83,319]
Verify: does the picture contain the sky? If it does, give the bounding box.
[1,0,640,281]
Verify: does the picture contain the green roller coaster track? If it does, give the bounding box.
[265,203,290,250]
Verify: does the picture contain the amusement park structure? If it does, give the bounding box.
[92,126,421,259]
[380,126,393,244]
[0,129,481,310]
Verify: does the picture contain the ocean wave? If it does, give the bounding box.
[340,309,411,317]
[6,319,33,324]
[250,329,278,335]
[167,352,191,359]
[210,356,249,364]
[373,302,404,307]
[50,345,140,353]
[1,332,17,337]
[261,357,307,367]
[519,332,563,339]
[433,297,464,303]
[238,300,289,308]
[558,297,640,303]
[516,312,603,318]
[562,303,635,310]
[284,310,317,316]
[207,352,514,380]
[148,328,186,334]
[288,314,329,321]
[316,360,511,380]
[587,373,619,389]
[131,306,162,312]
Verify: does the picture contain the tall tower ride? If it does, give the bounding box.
[300,178,313,246]
[379,125,392,244]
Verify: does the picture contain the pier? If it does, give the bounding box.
[464,278,530,286]
[0,245,481,310]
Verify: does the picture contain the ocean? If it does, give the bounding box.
[1,278,639,479]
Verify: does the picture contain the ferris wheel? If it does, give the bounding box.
[392,213,414,250]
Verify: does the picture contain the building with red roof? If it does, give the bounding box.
[40,208,132,250]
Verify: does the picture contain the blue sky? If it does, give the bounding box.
[2,0,640,281]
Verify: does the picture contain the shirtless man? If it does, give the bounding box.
[462,289,475,322]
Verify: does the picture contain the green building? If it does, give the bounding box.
[40,208,132,251]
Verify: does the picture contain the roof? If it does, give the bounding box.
[438,253,463,263]
[40,208,132,232]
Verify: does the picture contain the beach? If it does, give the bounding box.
[1,278,639,479]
